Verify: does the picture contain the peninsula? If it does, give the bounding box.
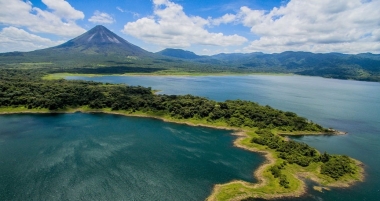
[0,69,364,200]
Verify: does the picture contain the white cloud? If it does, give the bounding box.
[238,6,265,27]
[211,14,237,26]
[41,0,84,20]
[237,0,380,53]
[0,0,85,37]
[0,27,63,53]
[122,0,247,48]
[89,11,115,24]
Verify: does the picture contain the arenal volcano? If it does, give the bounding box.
[0,25,157,67]
[50,25,151,56]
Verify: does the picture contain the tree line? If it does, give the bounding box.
[252,129,356,182]
[0,69,326,132]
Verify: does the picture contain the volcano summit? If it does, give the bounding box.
[52,25,151,57]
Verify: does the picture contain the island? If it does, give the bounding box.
[0,69,364,200]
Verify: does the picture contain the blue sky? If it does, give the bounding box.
[0,0,379,55]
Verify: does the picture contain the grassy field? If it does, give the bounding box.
[43,73,108,80]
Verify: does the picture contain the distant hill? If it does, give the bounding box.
[156,48,204,59]
[207,51,380,81]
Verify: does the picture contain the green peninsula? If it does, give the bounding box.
[0,69,364,200]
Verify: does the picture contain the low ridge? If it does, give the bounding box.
[157,48,203,59]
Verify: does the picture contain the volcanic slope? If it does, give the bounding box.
[0,25,165,70]
[53,25,151,57]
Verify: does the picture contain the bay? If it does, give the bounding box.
[65,74,380,201]
[0,113,260,200]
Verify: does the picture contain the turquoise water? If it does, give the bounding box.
[1,75,380,200]
[0,113,260,200]
[65,75,380,201]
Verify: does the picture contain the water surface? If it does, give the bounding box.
[65,75,380,201]
[0,113,261,200]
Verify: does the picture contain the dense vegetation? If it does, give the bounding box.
[206,51,380,82]
[3,50,379,82]
[252,129,357,182]
[2,50,379,81]
[321,155,356,179]
[269,161,290,188]
[0,69,326,132]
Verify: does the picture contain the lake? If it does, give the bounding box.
[2,74,380,200]
[0,113,260,200]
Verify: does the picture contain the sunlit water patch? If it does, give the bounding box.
[0,113,262,200]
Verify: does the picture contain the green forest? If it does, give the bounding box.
[252,129,356,187]
[0,69,359,183]
[2,50,379,82]
[1,69,324,132]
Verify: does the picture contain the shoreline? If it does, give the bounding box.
[278,130,347,136]
[206,130,364,200]
[43,72,380,85]
[207,132,307,201]
[42,72,294,80]
[0,108,363,200]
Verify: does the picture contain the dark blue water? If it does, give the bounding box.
[0,113,261,200]
[65,75,380,200]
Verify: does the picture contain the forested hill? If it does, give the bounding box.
[156,48,205,59]
[183,51,380,81]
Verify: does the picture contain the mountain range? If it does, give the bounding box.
[0,25,379,81]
